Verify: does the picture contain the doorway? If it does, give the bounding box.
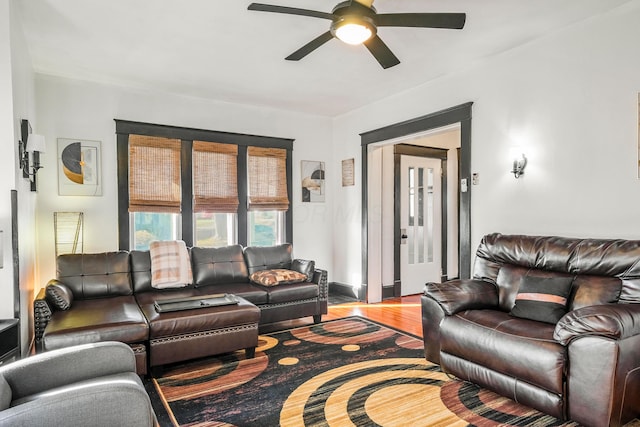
[360,102,472,303]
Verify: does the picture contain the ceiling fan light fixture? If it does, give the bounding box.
[331,17,375,45]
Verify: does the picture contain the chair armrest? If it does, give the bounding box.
[423,279,499,315]
[0,342,136,400]
[33,287,52,348]
[553,303,640,345]
[0,372,156,427]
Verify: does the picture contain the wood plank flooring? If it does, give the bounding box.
[325,294,423,338]
[258,294,423,337]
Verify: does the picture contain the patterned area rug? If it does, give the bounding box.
[147,317,583,427]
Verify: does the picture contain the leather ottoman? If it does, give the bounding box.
[135,293,260,369]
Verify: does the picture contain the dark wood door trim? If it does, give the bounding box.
[360,102,473,300]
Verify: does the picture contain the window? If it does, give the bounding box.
[247,147,289,246]
[193,141,239,247]
[131,212,180,250]
[115,120,293,250]
[128,135,182,250]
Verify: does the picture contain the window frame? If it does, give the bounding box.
[115,120,293,250]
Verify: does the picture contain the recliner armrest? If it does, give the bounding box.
[0,342,137,401]
[553,303,640,345]
[424,279,499,315]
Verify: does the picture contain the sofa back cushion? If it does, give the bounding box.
[130,250,153,293]
[243,243,293,275]
[474,233,639,309]
[192,245,249,287]
[56,252,132,299]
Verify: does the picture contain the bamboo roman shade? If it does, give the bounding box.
[193,141,239,212]
[129,135,181,213]
[247,146,289,211]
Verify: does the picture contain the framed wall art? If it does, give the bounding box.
[57,138,102,196]
[301,160,325,202]
[342,158,355,186]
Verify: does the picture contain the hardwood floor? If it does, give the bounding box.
[325,294,423,338]
[258,294,424,337]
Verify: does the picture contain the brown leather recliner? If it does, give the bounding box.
[421,233,640,427]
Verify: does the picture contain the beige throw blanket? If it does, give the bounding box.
[150,240,193,289]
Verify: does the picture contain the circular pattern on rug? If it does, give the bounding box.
[279,357,299,366]
[440,381,579,426]
[256,335,279,352]
[342,344,360,352]
[280,358,464,426]
[395,335,424,350]
[290,318,396,345]
[156,353,269,402]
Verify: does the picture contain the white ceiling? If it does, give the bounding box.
[16,0,630,117]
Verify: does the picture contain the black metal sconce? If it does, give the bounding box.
[511,153,527,178]
[18,119,46,192]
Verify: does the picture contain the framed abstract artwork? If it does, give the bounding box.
[57,138,102,196]
[301,160,325,202]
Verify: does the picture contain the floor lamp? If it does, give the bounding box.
[54,212,83,257]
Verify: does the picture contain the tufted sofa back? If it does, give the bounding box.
[56,252,133,299]
[243,243,293,275]
[472,233,640,312]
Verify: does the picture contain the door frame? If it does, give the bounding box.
[360,102,473,300]
[394,145,448,297]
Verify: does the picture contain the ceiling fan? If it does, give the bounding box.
[248,0,466,69]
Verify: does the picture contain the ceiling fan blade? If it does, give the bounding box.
[363,35,400,69]
[376,13,466,29]
[285,31,334,61]
[248,3,335,20]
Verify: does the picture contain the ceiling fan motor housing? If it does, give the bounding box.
[330,1,378,42]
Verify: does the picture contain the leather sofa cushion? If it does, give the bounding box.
[569,275,621,310]
[43,296,149,350]
[244,244,292,275]
[291,259,315,282]
[440,310,566,394]
[136,294,260,339]
[57,252,132,299]
[191,245,249,286]
[130,250,153,293]
[264,282,318,304]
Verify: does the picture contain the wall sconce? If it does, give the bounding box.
[511,153,527,178]
[18,119,46,192]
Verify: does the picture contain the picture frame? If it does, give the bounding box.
[57,138,102,196]
[301,160,325,202]
[342,158,355,186]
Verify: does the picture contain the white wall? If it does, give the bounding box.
[0,0,16,320]
[2,0,39,355]
[34,75,334,288]
[332,1,640,288]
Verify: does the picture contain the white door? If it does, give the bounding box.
[400,156,442,295]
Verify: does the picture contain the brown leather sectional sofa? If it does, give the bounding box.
[34,243,327,375]
[422,233,640,427]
